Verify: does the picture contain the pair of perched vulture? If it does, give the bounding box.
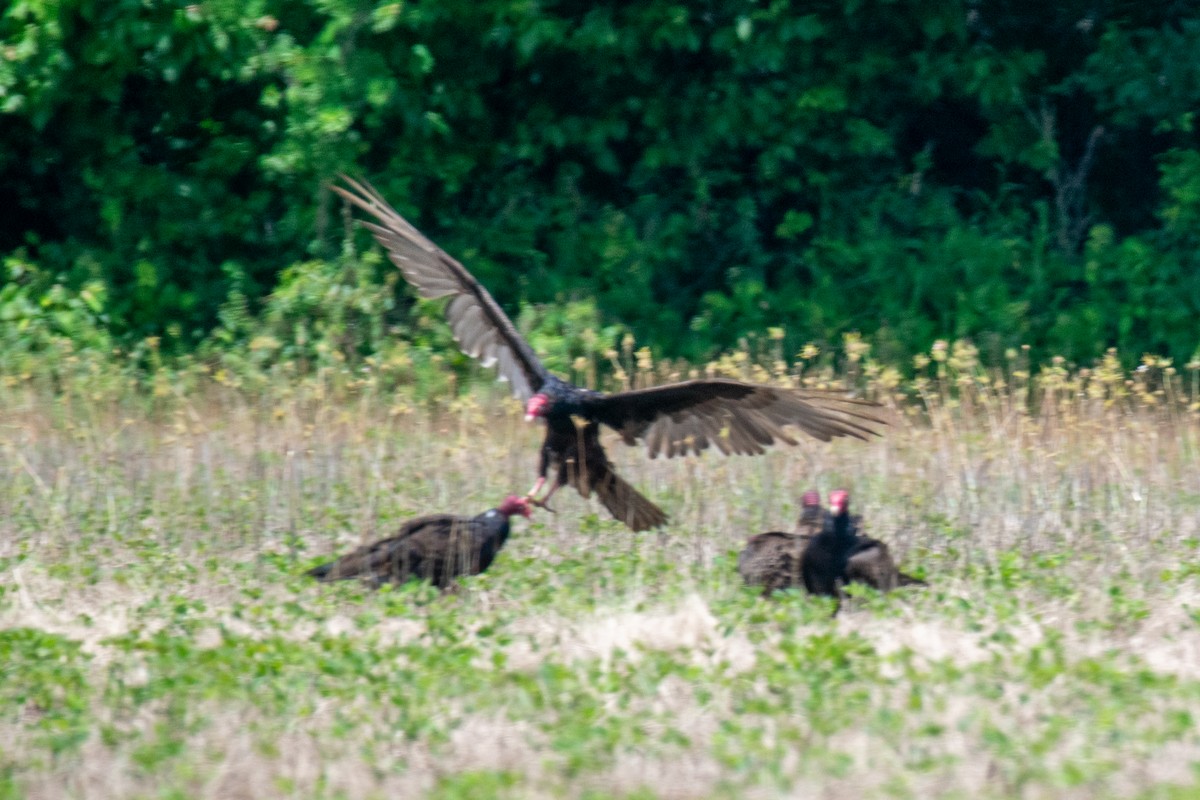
[308,486,928,605]
[309,177,890,589]
[737,489,924,611]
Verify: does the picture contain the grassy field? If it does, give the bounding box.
[2,355,1200,799]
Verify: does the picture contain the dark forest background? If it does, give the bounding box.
[3,0,1199,370]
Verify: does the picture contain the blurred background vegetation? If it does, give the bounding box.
[2,0,1199,383]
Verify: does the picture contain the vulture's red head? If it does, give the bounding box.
[828,489,850,515]
[524,393,550,421]
[801,490,821,508]
[498,495,534,519]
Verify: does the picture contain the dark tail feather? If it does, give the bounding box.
[594,471,669,531]
[898,572,927,587]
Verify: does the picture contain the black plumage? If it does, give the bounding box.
[538,416,669,531]
[800,489,858,600]
[333,177,888,530]
[307,496,532,588]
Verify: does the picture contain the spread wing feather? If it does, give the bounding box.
[584,379,887,459]
[332,176,548,399]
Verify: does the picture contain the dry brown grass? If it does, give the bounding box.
[2,348,1200,798]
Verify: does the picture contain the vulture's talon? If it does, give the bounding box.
[529,497,557,513]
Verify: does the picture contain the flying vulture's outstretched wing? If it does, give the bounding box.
[584,379,887,458]
[332,176,549,399]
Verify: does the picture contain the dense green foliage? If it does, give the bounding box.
[3,0,1199,366]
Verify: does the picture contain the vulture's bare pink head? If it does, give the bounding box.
[801,490,821,508]
[524,393,550,421]
[828,489,850,515]
[499,495,534,519]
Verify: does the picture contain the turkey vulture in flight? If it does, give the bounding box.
[307,495,533,588]
[331,177,888,530]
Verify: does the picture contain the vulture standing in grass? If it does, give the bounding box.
[800,489,859,602]
[307,495,533,588]
[332,177,888,531]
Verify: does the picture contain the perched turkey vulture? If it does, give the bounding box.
[806,489,925,591]
[307,495,533,588]
[736,490,823,595]
[331,177,888,530]
[799,489,858,612]
[801,489,926,608]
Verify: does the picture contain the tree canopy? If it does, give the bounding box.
[3,0,1198,366]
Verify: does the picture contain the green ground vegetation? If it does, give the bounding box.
[1,345,1198,798]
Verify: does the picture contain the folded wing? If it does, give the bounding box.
[307,514,456,583]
